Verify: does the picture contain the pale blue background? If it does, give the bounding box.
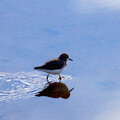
[0,0,120,120]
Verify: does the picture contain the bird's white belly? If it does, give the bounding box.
[40,66,66,75]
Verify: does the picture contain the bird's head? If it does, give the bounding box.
[59,53,73,61]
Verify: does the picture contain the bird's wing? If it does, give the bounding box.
[35,59,65,70]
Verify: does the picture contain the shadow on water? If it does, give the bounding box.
[35,82,74,99]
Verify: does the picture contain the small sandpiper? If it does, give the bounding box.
[34,53,73,82]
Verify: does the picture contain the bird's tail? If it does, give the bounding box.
[34,66,41,70]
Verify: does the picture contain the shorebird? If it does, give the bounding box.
[34,53,73,82]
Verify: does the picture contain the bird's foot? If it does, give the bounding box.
[58,76,65,82]
[47,81,52,84]
[46,78,52,84]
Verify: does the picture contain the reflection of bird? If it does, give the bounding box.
[34,53,73,82]
[35,82,74,99]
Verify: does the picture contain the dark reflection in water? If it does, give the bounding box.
[35,82,74,99]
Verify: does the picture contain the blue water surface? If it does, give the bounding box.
[1,0,120,120]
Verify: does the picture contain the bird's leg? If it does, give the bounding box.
[58,74,62,82]
[58,74,65,82]
[46,74,50,83]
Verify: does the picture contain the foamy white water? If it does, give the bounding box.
[0,71,72,102]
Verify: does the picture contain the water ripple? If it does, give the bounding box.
[0,71,72,102]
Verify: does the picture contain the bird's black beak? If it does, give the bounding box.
[69,58,73,61]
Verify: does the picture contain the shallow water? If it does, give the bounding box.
[0,71,72,102]
[1,0,120,120]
